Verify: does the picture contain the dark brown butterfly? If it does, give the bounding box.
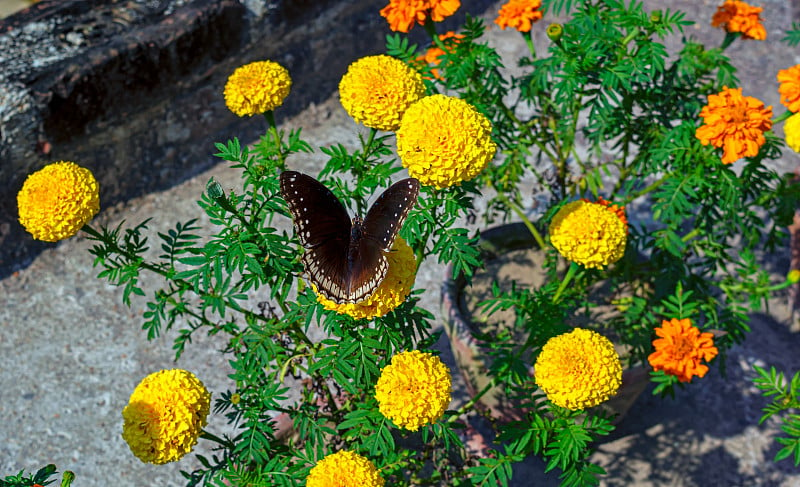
[280,171,420,304]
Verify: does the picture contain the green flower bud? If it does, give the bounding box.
[650,10,662,23]
[206,178,224,200]
[547,23,563,43]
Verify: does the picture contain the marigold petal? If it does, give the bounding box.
[306,450,384,487]
[380,0,461,33]
[778,65,800,113]
[695,86,772,164]
[397,94,496,188]
[534,329,622,410]
[375,350,452,431]
[648,318,719,383]
[315,237,417,319]
[711,0,766,40]
[785,113,800,152]
[224,60,291,116]
[339,55,425,131]
[494,0,543,32]
[17,161,100,242]
[121,369,211,464]
[549,199,627,269]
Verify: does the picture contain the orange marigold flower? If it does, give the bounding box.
[695,86,773,164]
[648,318,719,383]
[777,64,800,113]
[380,0,461,33]
[711,0,766,41]
[418,31,464,80]
[495,0,543,33]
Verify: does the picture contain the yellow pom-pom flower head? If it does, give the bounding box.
[549,199,627,269]
[534,328,622,410]
[224,60,291,116]
[397,94,496,189]
[121,369,211,464]
[306,450,384,487]
[339,55,425,132]
[375,350,452,431]
[315,237,417,320]
[784,113,800,153]
[17,161,99,242]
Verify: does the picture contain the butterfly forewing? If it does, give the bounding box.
[280,171,419,304]
[280,171,351,248]
[362,178,420,250]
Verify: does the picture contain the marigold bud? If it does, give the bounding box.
[650,10,662,23]
[206,178,224,199]
[547,23,563,43]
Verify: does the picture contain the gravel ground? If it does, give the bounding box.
[2,1,800,486]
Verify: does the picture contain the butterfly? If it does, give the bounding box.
[280,171,420,304]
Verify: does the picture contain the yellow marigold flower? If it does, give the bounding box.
[777,64,800,113]
[316,237,417,319]
[380,0,461,33]
[121,369,211,465]
[306,450,384,487]
[375,350,452,431]
[339,55,425,132]
[788,269,800,284]
[397,94,496,189]
[549,199,627,269]
[711,0,766,41]
[695,86,773,164]
[224,60,291,117]
[17,161,99,242]
[648,318,719,383]
[417,31,464,80]
[784,113,800,153]
[494,0,543,33]
[534,328,622,410]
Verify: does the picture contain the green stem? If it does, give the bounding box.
[446,376,499,422]
[553,261,579,303]
[522,30,536,58]
[623,171,674,204]
[720,31,738,50]
[264,110,286,170]
[486,177,546,249]
[81,223,310,345]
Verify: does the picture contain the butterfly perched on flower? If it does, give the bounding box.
[280,171,420,304]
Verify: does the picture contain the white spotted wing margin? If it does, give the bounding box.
[279,171,420,304]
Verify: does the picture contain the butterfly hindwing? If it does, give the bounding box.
[280,171,419,304]
[362,178,420,250]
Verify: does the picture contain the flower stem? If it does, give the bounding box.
[446,376,499,422]
[553,261,579,303]
[264,110,286,170]
[523,30,536,58]
[486,177,546,249]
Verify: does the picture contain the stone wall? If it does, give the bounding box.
[0,0,493,277]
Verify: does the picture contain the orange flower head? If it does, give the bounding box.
[417,31,464,80]
[711,0,766,40]
[380,0,461,33]
[695,86,773,164]
[495,0,543,33]
[648,318,719,383]
[777,64,800,113]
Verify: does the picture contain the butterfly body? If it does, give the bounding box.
[280,171,419,304]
